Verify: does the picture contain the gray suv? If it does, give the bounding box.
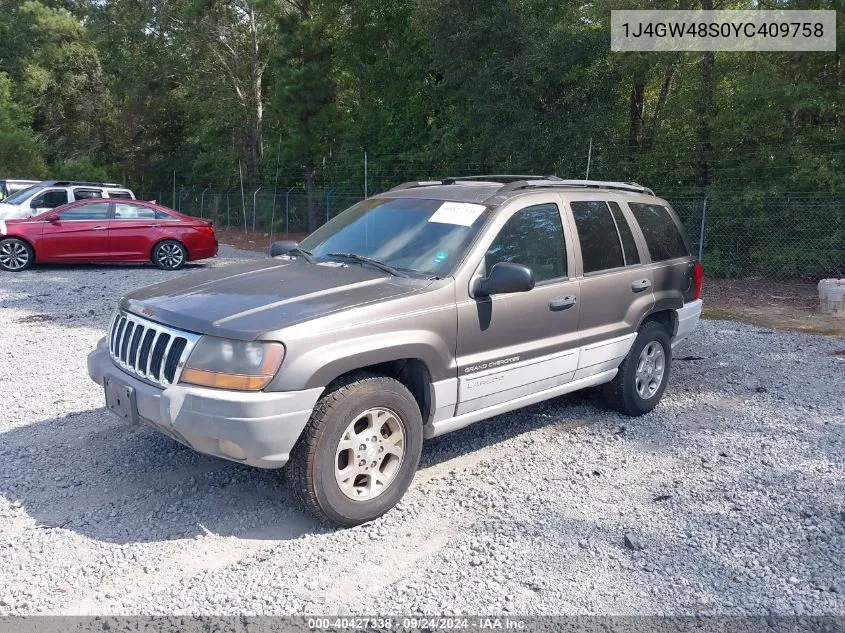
[88,177,703,526]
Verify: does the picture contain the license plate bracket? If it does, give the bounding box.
[104,377,139,425]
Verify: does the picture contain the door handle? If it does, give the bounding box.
[92,226,107,230]
[631,279,652,292]
[549,295,577,311]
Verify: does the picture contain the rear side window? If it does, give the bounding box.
[485,203,567,282]
[58,202,110,220]
[571,201,625,273]
[628,203,690,261]
[108,190,133,199]
[607,201,640,265]
[114,203,156,219]
[73,188,103,200]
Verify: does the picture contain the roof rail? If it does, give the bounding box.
[390,175,561,191]
[388,181,442,192]
[442,175,562,184]
[43,180,126,188]
[489,179,654,201]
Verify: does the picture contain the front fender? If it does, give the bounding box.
[266,329,456,392]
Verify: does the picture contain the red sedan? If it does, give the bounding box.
[0,199,217,272]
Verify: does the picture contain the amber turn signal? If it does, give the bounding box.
[181,368,274,391]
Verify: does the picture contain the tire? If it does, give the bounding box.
[603,320,672,417]
[287,373,423,527]
[0,238,34,272]
[152,240,187,270]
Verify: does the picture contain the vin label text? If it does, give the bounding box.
[611,10,836,52]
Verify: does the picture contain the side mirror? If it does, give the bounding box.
[474,262,535,297]
[269,240,299,257]
[47,215,59,223]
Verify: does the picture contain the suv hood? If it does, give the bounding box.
[122,257,432,340]
[0,203,25,220]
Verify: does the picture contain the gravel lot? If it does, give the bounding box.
[0,246,843,617]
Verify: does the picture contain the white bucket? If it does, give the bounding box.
[818,279,845,316]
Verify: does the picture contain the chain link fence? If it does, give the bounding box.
[138,187,845,282]
[136,188,364,237]
[670,192,845,281]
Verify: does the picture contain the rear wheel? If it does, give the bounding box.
[287,373,423,527]
[152,240,186,270]
[0,238,34,272]
[603,321,672,416]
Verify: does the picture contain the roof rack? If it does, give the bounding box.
[41,180,126,188]
[387,177,654,198]
[388,175,560,192]
[442,175,562,184]
[489,179,654,200]
[387,181,442,192]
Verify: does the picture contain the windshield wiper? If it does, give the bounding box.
[327,252,408,278]
[289,247,315,263]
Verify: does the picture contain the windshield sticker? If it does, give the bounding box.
[433,251,449,265]
[428,202,486,227]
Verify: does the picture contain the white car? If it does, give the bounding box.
[0,180,135,219]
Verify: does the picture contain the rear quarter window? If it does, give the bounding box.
[108,190,134,199]
[627,202,690,262]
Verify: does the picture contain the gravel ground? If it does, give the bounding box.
[0,246,843,617]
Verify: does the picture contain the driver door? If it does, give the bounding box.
[39,201,112,261]
[28,189,69,217]
[455,199,581,415]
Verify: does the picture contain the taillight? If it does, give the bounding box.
[693,262,703,300]
[193,225,215,237]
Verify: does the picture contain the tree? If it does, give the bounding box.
[271,1,347,231]
[0,73,47,178]
[1,1,113,170]
[183,0,307,185]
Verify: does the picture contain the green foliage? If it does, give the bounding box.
[0,73,47,177]
[0,0,841,277]
[51,157,114,183]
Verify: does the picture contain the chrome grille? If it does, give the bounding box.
[107,310,200,386]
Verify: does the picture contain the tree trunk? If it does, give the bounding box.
[651,55,681,137]
[629,81,645,153]
[246,69,264,185]
[697,0,715,190]
[305,163,318,232]
[245,5,264,185]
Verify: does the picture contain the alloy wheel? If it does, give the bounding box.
[157,243,184,269]
[334,407,406,501]
[0,241,30,271]
[635,341,666,400]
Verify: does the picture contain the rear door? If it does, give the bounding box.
[109,201,166,260]
[625,201,696,310]
[39,201,112,261]
[566,195,654,376]
[455,196,580,415]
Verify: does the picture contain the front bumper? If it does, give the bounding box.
[87,339,323,468]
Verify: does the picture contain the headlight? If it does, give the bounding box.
[180,337,285,391]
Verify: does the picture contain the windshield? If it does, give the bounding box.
[3,185,41,205]
[299,197,490,276]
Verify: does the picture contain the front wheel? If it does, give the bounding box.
[0,238,34,272]
[287,373,423,527]
[603,321,672,416]
[152,240,187,270]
